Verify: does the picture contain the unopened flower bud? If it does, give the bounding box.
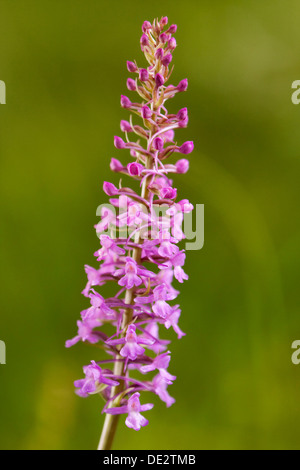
[168,24,177,34]
[120,95,132,108]
[159,33,168,44]
[155,48,164,60]
[177,107,188,121]
[120,120,133,132]
[175,159,189,173]
[168,37,177,50]
[139,68,149,82]
[177,79,188,92]
[103,182,119,196]
[178,141,194,154]
[141,105,152,119]
[127,61,138,73]
[110,158,124,172]
[160,16,168,27]
[140,34,149,47]
[155,73,164,88]
[178,118,188,128]
[114,136,126,149]
[142,21,152,33]
[127,78,136,91]
[162,53,172,67]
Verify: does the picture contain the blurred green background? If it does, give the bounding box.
[1,0,300,450]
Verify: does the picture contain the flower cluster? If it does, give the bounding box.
[67,16,193,434]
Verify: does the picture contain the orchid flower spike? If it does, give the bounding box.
[66,16,194,450]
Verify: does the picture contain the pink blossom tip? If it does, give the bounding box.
[160,16,168,27]
[142,21,152,33]
[126,78,136,91]
[141,105,152,120]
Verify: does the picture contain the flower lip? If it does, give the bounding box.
[127,162,143,176]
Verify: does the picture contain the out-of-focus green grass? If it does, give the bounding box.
[0,0,300,449]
